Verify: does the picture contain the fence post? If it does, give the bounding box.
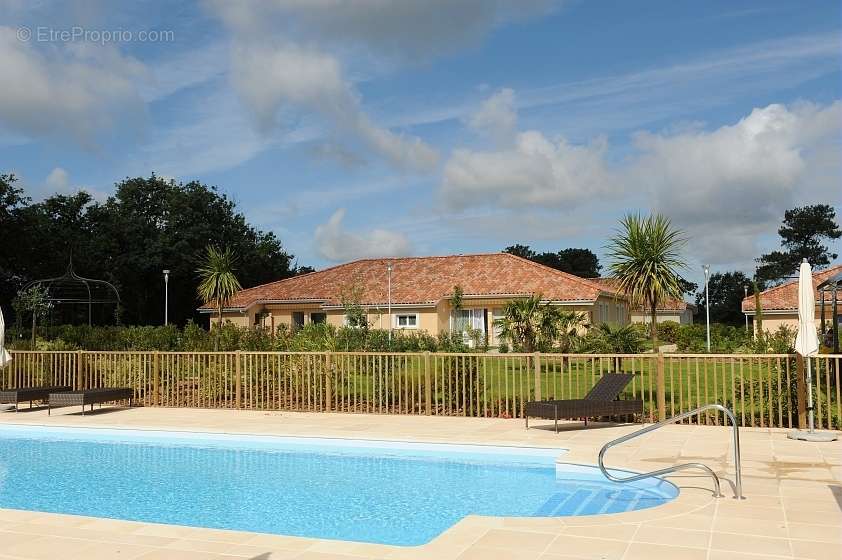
[796,354,807,428]
[235,351,242,410]
[75,350,85,390]
[152,351,160,407]
[534,352,542,401]
[656,352,666,421]
[424,351,432,415]
[324,351,333,412]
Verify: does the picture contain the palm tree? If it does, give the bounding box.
[606,213,686,351]
[494,293,574,352]
[556,310,588,353]
[197,245,242,329]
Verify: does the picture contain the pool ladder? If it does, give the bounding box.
[597,403,743,499]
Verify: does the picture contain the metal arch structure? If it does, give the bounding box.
[817,269,842,355]
[21,259,121,326]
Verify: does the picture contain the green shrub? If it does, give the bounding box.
[656,321,681,343]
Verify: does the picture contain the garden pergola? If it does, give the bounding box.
[22,259,121,326]
[817,269,842,354]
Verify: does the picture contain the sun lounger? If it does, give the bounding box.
[48,388,133,415]
[0,386,72,411]
[525,373,642,432]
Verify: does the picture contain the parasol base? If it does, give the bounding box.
[787,430,838,442]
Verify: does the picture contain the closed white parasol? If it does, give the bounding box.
[0,307,11,369]
[788,259,836,441]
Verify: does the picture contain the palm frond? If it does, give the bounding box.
[197,245,242,326]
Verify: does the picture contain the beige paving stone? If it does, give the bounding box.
[786,521,842,543]
[640,513,714,531]
[456,546,544,560]
[2,535,146,560]
[790,538,842,560]
[293,552,372,559]
[562,523,638,541]
[707,551,791,560]
[134,550,235,560]
[162,539,240,553]
[622,542,707,560]
[710,532,793,556]
[224,545,302,558]
[715,503,787,522]
[471,529,556,551]
[632,525,710,549]
[0,531,43,549]
[712,516,787,538]
[543,535,629,559]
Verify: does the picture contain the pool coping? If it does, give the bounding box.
[0,408,838,560]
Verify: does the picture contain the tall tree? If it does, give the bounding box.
[504,246,601,277]
[197,246,242,328]
[0,173,300,326]
[695,271,753,325]
[0,174,30,317]
[503,244,535,260]
[12,285,53,348]
[607,213,686,350]
[756,205,841,284]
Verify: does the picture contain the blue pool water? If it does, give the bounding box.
[0,426,677,546]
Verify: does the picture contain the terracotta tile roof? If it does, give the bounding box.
[592,278,694,312]
[202,253,618,311]
[742,263,842,312]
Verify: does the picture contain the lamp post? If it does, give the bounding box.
[703,265,711,352]
[386,262,393,344]
[163,269,170,326]
[744,285,749,332]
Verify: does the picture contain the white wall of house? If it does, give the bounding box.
[630,309,693,325]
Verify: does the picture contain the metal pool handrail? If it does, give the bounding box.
[598,403,743,499]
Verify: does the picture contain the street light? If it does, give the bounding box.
[163,269,170,325]
[386,262,393,344]
[703,264,711,352]
[744,285,749,332]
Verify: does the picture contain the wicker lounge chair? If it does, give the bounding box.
[0,386,72,411]
[48,388,133,416]
[525,373,642,432]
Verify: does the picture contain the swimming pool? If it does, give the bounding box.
[0,425,677,546]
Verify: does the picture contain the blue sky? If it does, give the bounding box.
[2,0,840,286]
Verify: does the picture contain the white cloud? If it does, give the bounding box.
[24,167,110,202]
[0,27,146,145]
[385,32,841,139]
[45,167,70,192]
[207,0,555,61]
[468,88,517,143]
[441,97,841,268]
[314,208,412,262]
[441,130,611,210]
[230,42,439,171]
[634,102,842,263]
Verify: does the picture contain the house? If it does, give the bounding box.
[629,297,696,325]
[199,253,629,346]
[593,278,695,325]
[741,263,842,336]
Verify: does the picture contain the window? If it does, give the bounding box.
[452,309,485,332]
[292,312,305,330]
[311,312,327,324]
[394,313,418,329]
